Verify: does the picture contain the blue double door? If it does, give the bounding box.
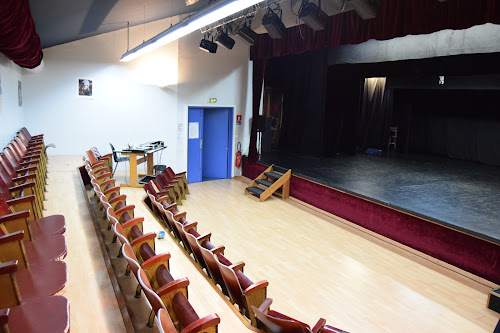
[187,107,233,183]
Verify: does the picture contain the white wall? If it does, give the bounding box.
[0,54,24,148]
[21,16,253,176]
[176,30,253,176]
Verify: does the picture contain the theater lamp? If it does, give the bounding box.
[262,9,286,39]
[121,0,266,62]
[299,1,328,31]
[214,30,235,50]
[200,38,218,53]
[235,23,258,45]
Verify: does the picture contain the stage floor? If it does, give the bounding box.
[259,152,500,244]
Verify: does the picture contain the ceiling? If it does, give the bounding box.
[29,0,356,49]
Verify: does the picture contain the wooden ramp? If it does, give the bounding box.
[245,165,291,202]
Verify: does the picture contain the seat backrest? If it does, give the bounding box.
[0,196,12,215]
[198,243,226,289]
[161,170,173,182]
[166,167,176,179]
[2,148,21,169]
[214,256,246,310]
[157,308,177,333]
[0,177,14,200]
[251,306,310,333]
[0,163,14,188]
[122,243,141,277]
[182,224,206,269]
[138,268,165,315]
[86,150,99,166]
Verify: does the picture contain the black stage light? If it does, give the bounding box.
[299,2,328,31]
[214,30,235,50]
[200,38,218,53]
[262,10,286,39]
[235,23,258,45]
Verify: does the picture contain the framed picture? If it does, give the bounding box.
[18,81,22,106]
[78,78,93,97]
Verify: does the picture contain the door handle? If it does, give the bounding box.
[200,140,203,150]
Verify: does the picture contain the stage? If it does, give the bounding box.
[244,152,500,284]
[258,152,500,244]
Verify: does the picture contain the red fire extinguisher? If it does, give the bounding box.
[235,142,242,167]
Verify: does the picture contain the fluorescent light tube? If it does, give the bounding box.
[121,0,264,62]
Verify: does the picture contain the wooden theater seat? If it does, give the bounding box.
[198,239,230,296]
[19,127,44,143]
[138,267,220,332]
[0,154,44,200]
[159,171,185,201]
[252,298,349,333]
[0,197,66,242]
[0,259,67,300]
[165,167,189,195]
[0,296,69,332]
[153,175,180,203]
[215,255,269,326]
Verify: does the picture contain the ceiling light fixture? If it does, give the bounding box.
[214,29,235,50]
[299,1,328,31]
[262,8,286,39]
[120,0,266,62]
[200,38,218,53]
[235,23,258,45]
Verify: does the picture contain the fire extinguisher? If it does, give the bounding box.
[235,142,242,167]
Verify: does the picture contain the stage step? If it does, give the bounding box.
[264,171,283,179]
[256,178,274,187]
[245,164,291,202]
[246,186,265,197]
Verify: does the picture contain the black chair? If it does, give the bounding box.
[109,143,129,177]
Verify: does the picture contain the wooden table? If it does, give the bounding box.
[114,146,166,187]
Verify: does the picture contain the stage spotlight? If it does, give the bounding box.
[299,2,328,31]
[215,30,235,50]
[262,9,286,39]
[200,38,218,53]
[235,23,258,45]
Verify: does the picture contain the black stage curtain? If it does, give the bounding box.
[395,89,500,166]
[265,50,327,155]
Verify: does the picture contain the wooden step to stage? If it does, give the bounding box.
[245,164,291,202]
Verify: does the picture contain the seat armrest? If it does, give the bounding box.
[100,178,116,188]
[109,194,127,205]
[0,308,9,325]
[130,232,157,247]
[122,217,145,229]
[183,221,197,230]
[163,202,177,211]
[0,231,25,245]
[157,195,170,203]
[230,261,245,272]
[0,210,30,223]
[244,280,269,295]
[97,172,112,181]
[156,277,190,296]
[115,204,136,216]
[173,212,186,220]
[12,173,37,183]
[15,165,38,174]
[181,313,220,333]
[210,245,225,255]
[258,298,273,313]
[196,232,211,243]
[7,195,35,205]
[311,318,327,333]
[142,253,171,270]
[103,186,120,196]
[0,260,18,275]
[9,181,36,193]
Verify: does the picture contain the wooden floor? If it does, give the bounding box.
[47,156,499,332]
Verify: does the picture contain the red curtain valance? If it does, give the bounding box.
[0,0,43,68]
[250,0,500,61]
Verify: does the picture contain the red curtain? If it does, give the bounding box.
[250,0,500,61]
[0,0,43,68]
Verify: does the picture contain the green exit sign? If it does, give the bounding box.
[208,97,217,103]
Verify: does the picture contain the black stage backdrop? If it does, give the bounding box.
[265,50,327,155]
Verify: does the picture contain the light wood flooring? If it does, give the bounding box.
[46,156,499,332]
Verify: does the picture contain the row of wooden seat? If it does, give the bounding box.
[145,174,348,333]
[83,148,218,332]
[0,127,70,332]
[144,167,189,206]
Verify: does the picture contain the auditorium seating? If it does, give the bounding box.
[160,170,185,200]
[165,167,189,195]
[0,128,70,333]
